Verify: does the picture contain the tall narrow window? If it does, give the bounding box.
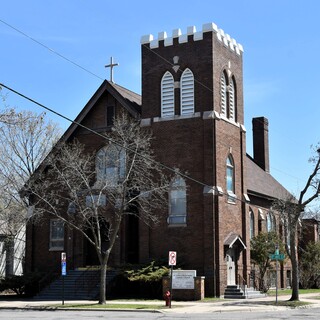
[226,155,236,202]
[168,176,187,225]
[49,219,64,251]
[249,209,255,239]
[161,71,174,117]
[228,77,236,121]
[220,72,237,122]
[106,106,115,126]
[180,68,194,115]
[96,145,126,186]
[220,72,227,117]
[266,212,275,232]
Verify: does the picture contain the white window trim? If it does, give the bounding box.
[220,72,227,117]
[161,71,175,118]
[180,68,194,115]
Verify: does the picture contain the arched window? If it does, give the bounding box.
[161,71,174,118]
[266,212,276,232]
[96,145,126,186]
[249,209,255,239]
[226,154,235,190]
[220,72,227,117]
[180,68,194,115]
[229,77,236,121]
[168,176,187,225]
[220,71,237,122]
[266,213,271,232]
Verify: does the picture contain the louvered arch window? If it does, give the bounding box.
[161,71,174,118]
[220,72,227,117]
[180,68,194,115]
[229,77,236,121]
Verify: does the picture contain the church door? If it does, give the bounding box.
[226,248,236,285]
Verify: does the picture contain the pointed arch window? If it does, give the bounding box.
[220,71,237,122]
[181,68,194,115]
[96,145,126,186]
[168,175,187,225]
[220,72,227,117]
[266,212,276,232]
[229,77,236,121]
[249,209,255,239]
[161,71,175,118]
[226,154,236,202]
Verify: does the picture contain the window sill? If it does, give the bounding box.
[167,215,187,225]
[168,223,187,227]
[49,248,64,252]
[227,191,237,204]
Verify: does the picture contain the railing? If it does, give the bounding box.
[74,266,101,297]
[38,271,59,294]
[238,274,247,298]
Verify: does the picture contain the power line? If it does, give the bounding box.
[0,17,305,186]
[0,18,304,205]
[0,82,295,214]
[0,82,208,188]
[0,18,104,81]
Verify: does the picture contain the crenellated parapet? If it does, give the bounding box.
[141,22,244,55]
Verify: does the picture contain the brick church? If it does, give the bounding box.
[25,22,292,297]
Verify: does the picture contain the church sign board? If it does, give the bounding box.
[172,270,197,290]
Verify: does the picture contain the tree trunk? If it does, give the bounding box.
[289,229,299,301]
[99,262,107,304]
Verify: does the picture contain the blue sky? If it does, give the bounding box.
[1,0,320,203]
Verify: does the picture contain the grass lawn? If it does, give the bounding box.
[57,303,166,310]
[268,288,320,296]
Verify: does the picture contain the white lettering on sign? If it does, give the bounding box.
[172,270,197,289]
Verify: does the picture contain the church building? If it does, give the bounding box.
[25,22,292,297]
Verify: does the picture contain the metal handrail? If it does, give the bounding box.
[74,266,100,296]
[238,274,247,298]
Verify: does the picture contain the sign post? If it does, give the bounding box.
[168,251,177,308]
[61,252,67,305]
[269,248,285,304]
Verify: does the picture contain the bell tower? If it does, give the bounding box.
[139,23,248,297]
[140,23,244,123]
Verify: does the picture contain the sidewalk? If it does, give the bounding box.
[0,293,320,314]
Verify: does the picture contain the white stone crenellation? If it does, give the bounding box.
[141,23,244,55]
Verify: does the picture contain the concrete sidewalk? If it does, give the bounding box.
[0,293,320,313]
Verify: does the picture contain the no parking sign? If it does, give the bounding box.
[168,251,177,266]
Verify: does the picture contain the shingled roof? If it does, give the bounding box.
[246,154,292,201]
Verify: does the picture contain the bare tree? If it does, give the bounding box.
[272,146,320,301]
[0,109,61,276]
[27,114,170,304]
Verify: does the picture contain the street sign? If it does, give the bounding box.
[61,252,67,276]
[269,253,285,261]
[61,261,67,276]
[168,251,177,266]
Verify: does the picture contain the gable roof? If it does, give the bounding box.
[246,154,292,201]
[61,80,141,142]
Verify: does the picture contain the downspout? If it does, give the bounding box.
[240,126,247,284]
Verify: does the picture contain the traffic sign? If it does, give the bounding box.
[168,251,177,266]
